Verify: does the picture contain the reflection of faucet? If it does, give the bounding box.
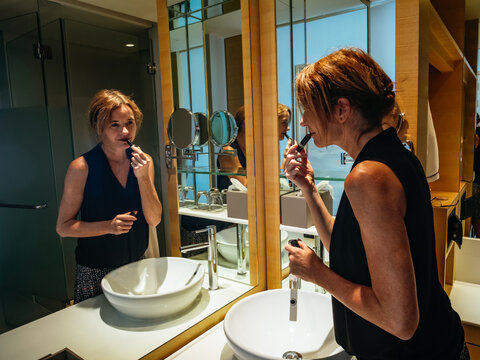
[237,224,247,275]
[180,225,219,290]
[181,186,195,207]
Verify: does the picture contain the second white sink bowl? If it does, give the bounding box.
[101,257,204,320]
[224,289,345,360]
[217,227,288,265]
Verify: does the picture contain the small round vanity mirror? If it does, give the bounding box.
[194,112,209,146]
[167,108,199,149]
[210,111,238,147]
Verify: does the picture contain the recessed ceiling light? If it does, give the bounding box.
[125,43,135,48]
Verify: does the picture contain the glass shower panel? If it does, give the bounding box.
[0,13,67,330]
[41,18,76,300]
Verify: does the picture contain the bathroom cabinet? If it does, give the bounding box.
[396,0,478,293]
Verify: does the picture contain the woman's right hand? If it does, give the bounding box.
[110,211,137,235]
[284,144,315,191]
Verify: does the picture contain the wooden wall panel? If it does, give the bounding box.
[258,0,281,289]
[431,0,465,52]
[225,35,244,115]
[429,63,463,192]
[395,0,430,168]
[157,0,180,256]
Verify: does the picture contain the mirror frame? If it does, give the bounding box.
[167,108,200,149]
[209,110,238,147]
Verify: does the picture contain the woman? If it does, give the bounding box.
[217,103,291,189]
[284,48,467,359]
[56,89,162,303]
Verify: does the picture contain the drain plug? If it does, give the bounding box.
[282,351,303,359]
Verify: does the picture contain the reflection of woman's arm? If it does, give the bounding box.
[131,147,162,226]
[56,158,136,237]
[280,138,293,170]
[218,145,247,187]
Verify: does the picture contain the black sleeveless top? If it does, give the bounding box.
[76,144,148,268]
[217,139,247,191]
[330,128,463,359]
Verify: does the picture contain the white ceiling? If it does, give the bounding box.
[74,0,158,22]
[74,0,480,50]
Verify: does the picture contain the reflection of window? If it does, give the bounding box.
[175,44,210,193]
[276,1,395,215]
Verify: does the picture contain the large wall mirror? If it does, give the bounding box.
[157,0,265,355]
[165,0,258,286]
[0,0,162,334]
[274,0,395,289]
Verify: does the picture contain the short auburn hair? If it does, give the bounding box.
[278,103,291,125]
[234,104,291,134]
[88,89,143,134]
[296,47,395,134]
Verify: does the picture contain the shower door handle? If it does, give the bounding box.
[0,203,48,209]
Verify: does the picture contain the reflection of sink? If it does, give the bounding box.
[217,227,288,265]
[224,289,345,360]
[101,257,204,320]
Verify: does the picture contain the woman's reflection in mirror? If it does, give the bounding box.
[217,104,291,190]
[56,89,163,303]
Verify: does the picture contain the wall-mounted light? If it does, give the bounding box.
[125,43,135,48]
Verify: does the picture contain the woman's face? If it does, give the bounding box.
[300,108,326,147]
[100,104,137,148]
[278,117,291,140]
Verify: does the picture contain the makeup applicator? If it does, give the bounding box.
[296,133,311,152]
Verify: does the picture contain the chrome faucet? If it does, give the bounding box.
[180,225,219,290]
[314,235,326,294]
[237,224,247,275]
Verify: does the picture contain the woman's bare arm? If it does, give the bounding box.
[131,146,162,227]
[284,145,334,250]
[287,161,419,340]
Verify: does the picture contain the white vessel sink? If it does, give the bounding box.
[101,257,204,320]
[217,227,288,265]
[224,289,345,360]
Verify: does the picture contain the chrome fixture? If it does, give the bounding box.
[236,224,247,275]
[180,225,219,290]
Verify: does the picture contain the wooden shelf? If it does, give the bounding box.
[428,1,462,73]
[464,58,477,80]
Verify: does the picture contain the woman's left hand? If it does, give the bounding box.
[285,240,325,284]
[130,145,151,179]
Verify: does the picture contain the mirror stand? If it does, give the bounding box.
[165,145,199,169]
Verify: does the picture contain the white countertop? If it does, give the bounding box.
[449,280,480,327]
[179,207,248,225]
[166,321,234,360]
[0,277,252,360]
[179,207,321,236]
